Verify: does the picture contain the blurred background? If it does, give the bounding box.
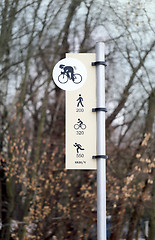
[0,0,155,239]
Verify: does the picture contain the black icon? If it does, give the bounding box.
[73,143,84,153]
[58,65,82,84]
[76,94,84,107]
[74,119,86,130]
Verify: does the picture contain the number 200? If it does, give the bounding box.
[76,108,84,112]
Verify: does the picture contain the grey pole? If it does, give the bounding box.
[95,42,106,240]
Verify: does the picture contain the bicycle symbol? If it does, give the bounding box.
[74,119,86,130]
[58,64,82,84]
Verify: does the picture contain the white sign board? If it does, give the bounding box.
[65,53,97,169]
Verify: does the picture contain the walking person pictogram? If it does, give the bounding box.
[76,94,84,107]
[73,143,84,154]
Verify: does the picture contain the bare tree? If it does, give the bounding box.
[0,0,155,239]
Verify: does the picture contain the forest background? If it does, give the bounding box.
[0,0,155,239]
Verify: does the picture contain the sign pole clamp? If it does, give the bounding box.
[92,61,107,67]
[92,107,107,112]
[92,155,108,159]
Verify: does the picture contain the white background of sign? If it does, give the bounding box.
[53,58,87,91]
[66,53,97,169]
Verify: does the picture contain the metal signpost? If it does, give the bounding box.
[53,42,107,240]
[93,42,107,240]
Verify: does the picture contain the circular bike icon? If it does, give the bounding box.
[58,65,82,84]
[74,119,86,130]
[52,57,87,91]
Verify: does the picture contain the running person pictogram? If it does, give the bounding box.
[73,143,84,154]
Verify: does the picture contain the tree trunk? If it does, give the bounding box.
[0,159,14,240]
[110,198,125,240]
[126,180,149,240]
[126,90,155,240]
[148,173,155,240]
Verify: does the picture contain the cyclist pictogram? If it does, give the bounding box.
[58,64,82,84]
[74,119,86,130]
[53,57,87,91]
